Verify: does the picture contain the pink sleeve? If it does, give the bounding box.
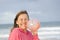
[33,34,40,40]
[8,28,21,40]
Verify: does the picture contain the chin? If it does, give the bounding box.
[22,27,27,30]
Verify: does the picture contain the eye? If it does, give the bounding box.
[20,19,23,21]
[25,18,27,21]
[25,18,28,21]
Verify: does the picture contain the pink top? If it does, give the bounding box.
[8,28,39,40]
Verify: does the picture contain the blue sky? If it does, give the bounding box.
[0,0,60,24]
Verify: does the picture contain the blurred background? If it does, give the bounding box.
[0,0,60,40]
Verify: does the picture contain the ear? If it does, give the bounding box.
[16,20,18,25]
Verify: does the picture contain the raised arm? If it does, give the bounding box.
[32,32,40,40]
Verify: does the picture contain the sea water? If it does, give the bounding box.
[0,22,60,40]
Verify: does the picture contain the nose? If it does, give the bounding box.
[22,19,27,25]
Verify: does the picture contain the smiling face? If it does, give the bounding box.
[16,14,29,30]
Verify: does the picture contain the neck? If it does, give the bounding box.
[24,29,27,32]
[19,27,27,32]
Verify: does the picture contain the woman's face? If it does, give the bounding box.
[16,14,29,30]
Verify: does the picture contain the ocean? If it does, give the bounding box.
[0,22,60,40]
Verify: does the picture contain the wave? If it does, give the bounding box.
[0,34,9,38]
[0,27,60,40]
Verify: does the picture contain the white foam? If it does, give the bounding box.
[38,27,60,31]
[38,27,60,39]
[0,34,9,38]
[0,27,60,39]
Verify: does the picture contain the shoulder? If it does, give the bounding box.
[9,28,20,37]
[11,28,20,34]
[13,28,19,31]
[9,28,21,40]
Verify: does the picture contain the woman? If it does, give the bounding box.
[8,10,40,40]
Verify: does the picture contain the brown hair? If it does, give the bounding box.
[11,10,29,32]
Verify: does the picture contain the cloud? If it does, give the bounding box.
[0,0,60,24]
[0,12,15,24]
[28,11,60,22]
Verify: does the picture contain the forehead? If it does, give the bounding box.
[18,14,28,18]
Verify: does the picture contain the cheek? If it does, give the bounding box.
[17,20,22,26]
[26,20,29,24]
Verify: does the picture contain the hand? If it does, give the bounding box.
[28,21,40,35]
